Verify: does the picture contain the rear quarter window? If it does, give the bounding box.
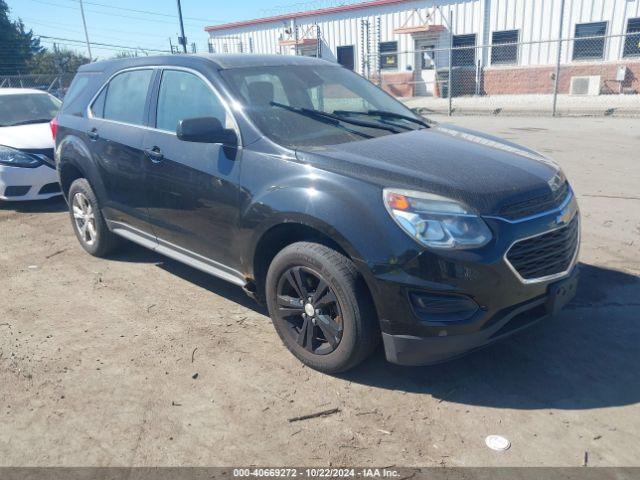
[61,73,102,117]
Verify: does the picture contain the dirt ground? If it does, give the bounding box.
[1,116,639,467]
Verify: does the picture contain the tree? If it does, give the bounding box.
[29,47,90,74]
[0,0,43,75]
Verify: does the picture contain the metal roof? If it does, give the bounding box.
[204,0,410,32]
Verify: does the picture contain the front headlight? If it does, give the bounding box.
[383,189,492,249]
[0,146,42,168]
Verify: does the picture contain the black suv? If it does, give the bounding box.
[54,55,580,373]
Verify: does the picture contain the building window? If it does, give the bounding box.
[623,18,640,57]
[452,34,476,67]
[379,41,398,70]
[491,30,519,65]
[337,45,355,70]
[573,22,607,60]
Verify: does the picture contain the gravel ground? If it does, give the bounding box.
[1,116,639,467]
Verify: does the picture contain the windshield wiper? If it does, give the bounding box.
[270,102,403,134]
[333,109,429,129]
[6,119,52,127]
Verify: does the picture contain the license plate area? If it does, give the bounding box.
[546,274,579,315]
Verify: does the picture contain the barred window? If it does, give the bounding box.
[379,41,398,70]
[573,22,607,60]
[452,34,476,67]
[623,18,640,58]
[491,30,519,65]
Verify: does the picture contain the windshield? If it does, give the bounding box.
[0,93,61,127]
[220,64,426,148]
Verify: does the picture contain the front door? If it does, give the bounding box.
[142,69,242,274]
[414,41,436,96]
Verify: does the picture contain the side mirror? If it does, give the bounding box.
[176,117,238,145]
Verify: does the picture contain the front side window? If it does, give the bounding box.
[98,69,153,125]
[623,18,640,57]
[155,70,228,132]
[220,64,425,148]
[452,34,476,67]
[491,30,519,65]
[573,22,607,60]
[379,41,398,70]
[0,93,61,127]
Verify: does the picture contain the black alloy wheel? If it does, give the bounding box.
[275,266,344,355]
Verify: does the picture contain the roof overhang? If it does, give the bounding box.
[393,24,445,34]
[278,38,319,47]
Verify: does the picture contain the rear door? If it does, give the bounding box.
[87,68,155,234]
[142,68,243,274]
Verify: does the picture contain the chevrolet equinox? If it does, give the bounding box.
[54,55,580,373]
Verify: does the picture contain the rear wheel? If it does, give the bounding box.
[266,242,379,373]
[68,178,121,257]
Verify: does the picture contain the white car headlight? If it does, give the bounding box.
[0,145,42,168]
[383,189,492,250]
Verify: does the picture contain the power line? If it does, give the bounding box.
[19,18,174,46]
[64,0,229,24]
[22,0,226,28]
[36,35,172,53]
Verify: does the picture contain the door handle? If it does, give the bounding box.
[144,146,164,163]
[87,128,99,140]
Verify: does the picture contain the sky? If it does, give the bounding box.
[7,0,361,59]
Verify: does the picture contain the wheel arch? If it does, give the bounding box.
[248,216,370,304]
[56,134,100,201]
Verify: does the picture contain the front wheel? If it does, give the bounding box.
[265,242,379,373]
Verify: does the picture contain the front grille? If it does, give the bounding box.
[506,214,579,281]
[498,182,569,221]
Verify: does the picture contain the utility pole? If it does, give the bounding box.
[78,0,93,59]
[176,0,187,53]
[551,0,566,117]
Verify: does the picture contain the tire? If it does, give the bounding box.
[68,178,121,257]
[265,242,379,373]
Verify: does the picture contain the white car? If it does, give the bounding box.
[0,88,62,201]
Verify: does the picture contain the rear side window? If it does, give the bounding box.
[61,73,94,116]
[93,69,153,126]
[155,70,228,132]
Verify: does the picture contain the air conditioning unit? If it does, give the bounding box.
[569,75,601,96]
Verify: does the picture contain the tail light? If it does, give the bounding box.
[50,117,58,140]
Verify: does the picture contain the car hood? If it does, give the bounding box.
[0,123,54,150]
[294,124,563,215]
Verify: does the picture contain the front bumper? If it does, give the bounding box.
[358,194,580,366]
[0,164,61,201]
[382,270,579,365]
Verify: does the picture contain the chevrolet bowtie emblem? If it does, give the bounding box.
[556,203,575,226]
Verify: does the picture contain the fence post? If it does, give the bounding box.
[551,0,566,117]
[47,77,57,92]
[448,11,453,116]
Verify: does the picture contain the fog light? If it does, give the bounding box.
[409,291,480,323]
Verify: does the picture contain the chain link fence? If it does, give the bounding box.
[0,74,76,99]
[363,32,639,117]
